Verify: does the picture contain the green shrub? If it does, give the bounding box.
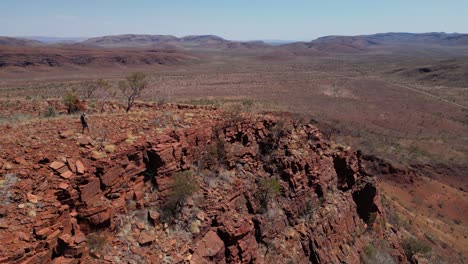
[298,194,318,219]
[364,243,375,257]
[42,106,57,118]
[318,196,326,204]
[63,90,80,114]
[270,119,290,139]
[163,171,198,220]
[260,177,281,195]
[361,241,396,264]
[196,137,226,170]
[402,237,431,260]
[87,232,107,258]
[257,177,281,212]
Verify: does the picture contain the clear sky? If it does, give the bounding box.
[1,0,467,41]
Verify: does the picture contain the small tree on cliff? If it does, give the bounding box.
[119,72,147,113]
[163,171,198,220]
[257,177,281,213]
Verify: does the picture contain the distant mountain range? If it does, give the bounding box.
[312,32,468,47]
[281,32,468,54]
[81,34,272,50]
[19,36,88,44]
[3,33,468,51]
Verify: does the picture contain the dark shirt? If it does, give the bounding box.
[80,114,88,127]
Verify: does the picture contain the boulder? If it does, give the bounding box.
[50,161,66,171]
[78,178,101,204]
[75,160,85,175]
[192,230,225,263]
[99,166,125,188]
[60,170,74,179]
[138,231,154,246]
[60,130,75,139]
[148,211,160,226]
[77,137,92,147]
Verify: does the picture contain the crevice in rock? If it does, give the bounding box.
[94,167,105,191]
[128,153,141,165]
[216,229,235,262]
[314,184,324,200]
[245,194,255,215]
[352,183,379,224]
[308,238,320,264]
[144,149,164,187]
[231,131,244,144]
[211,217,219,227]
[252,218,264,245]
[242,134,249,146]
[333,156,355,191]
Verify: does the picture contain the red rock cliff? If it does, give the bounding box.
[0,114,406,263]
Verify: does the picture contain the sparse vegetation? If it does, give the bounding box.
[87,232,108,258]
[0,28,467,263]
[223,104,243,124]
[367,212,378,228]
[386,208,412,230]
[42,105,57,118]
[361,241,397,264]
[81,80,99,99]
[0,114,32,124]
[257,177,281,212]
[364,243,375,257]
[196,137,227,170]
[95,79,115,113]
[298,194,319,220]
[402,237,431,260]
[185,98,221,108]
[241,99,254,112]
[63,89,80,114]
[163,171,198,220]
[270,119,290,139]
[119,72,148,113]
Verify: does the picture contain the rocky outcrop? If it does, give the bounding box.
[0,113,407,263]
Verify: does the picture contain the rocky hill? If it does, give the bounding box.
[0,36,43,47]
[282,32,468,54]
[81,34,270,50]
[313,32,468,46]
[82,34,180,47]
[180,35,229,45]
[0,46,199,68]
[0,101,410,263]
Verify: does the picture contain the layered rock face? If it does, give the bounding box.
[0,114,406,263]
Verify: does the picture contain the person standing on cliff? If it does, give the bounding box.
[80,112,89,133]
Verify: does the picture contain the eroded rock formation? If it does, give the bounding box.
[0,112,407,263]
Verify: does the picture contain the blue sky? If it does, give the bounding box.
[1,0,467,40]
